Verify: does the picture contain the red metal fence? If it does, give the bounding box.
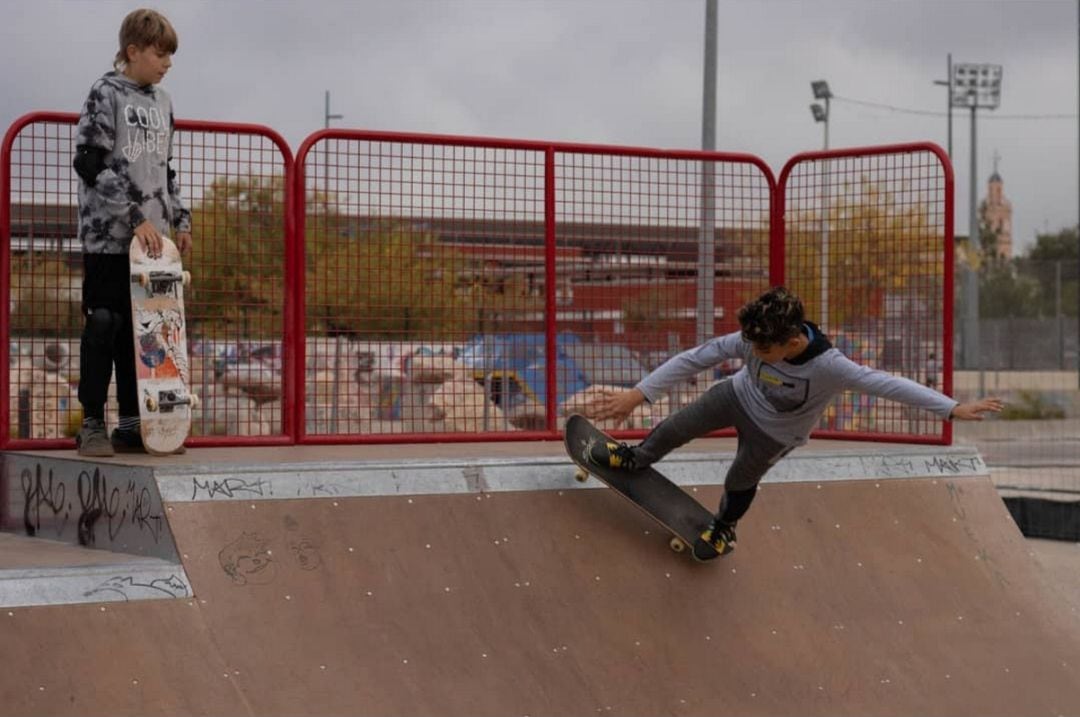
[1,111,952,449]
[293,131,776,442]
[778,144,953,444]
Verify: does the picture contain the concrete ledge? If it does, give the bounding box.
[0,561,191,608]
[152,443,987,503]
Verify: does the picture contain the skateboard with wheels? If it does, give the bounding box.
[564,414,722,561]
[129,235,198,455]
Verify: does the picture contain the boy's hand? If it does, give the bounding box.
[133,220,164,257]
[176,232,193,254]
[586,388,647,422]
[950,397,1004,421]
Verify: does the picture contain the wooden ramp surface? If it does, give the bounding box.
[2,476,1080,716]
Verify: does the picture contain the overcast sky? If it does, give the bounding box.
[2,0,1077,253]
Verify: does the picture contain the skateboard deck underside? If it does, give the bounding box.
[130,238,192,454]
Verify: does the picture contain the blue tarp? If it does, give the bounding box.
[456,333,590,409]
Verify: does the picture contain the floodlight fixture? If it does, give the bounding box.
[950,63,1002,109]
[811,80,832,100]
[810,104,827,122]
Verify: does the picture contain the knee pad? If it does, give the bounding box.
[83,307,122,347]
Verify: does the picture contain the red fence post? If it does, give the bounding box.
[543,147,558,432]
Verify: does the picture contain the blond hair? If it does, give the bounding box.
[114,9,179,70]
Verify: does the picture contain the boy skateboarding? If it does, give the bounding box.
[586,286,1003,556]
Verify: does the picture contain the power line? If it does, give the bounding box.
[834,95,1077,120]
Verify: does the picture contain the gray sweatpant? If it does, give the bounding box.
[633,379,791,493]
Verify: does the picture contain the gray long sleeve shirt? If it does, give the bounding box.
[637,326,957,447]
[75,71,191,254]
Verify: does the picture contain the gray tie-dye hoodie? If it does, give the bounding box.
[75,71,191,254]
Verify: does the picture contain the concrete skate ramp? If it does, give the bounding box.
[4,476,1080,716]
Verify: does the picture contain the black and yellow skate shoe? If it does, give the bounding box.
[694,519,737,560]
[587,439,638,471]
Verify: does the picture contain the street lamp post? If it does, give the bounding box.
[951,63,1002,387]
[810,80,832,150]
[810,80,832,329]
[810,103,828,150]
[324,90,343,129]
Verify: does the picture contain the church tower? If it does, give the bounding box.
[980,151,1013,259]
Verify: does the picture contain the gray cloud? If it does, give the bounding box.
[1,0,1077,251]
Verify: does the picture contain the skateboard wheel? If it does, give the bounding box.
[189,393,200,409]
[145,396,158,412]
[137,272,150,288]
[669,537,687,553]
[574,468,589,483]
[182,270,192,286]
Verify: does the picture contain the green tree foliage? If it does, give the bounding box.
[307,221,548,340]
[979,226,1078,319]
[307,223,472,339]
[188,174,288,339]
[786,180,941,327]
[188,174,543,341]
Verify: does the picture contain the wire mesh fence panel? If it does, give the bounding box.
[781,145,951,443]
[554,151,773,435]
[174,124,292,442]
[1,114,292,447]
[954,259,1080,539]
[3,118,82,444]
[299,135,547,440]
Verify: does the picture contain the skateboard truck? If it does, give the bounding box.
[145,389,200,413]
[132,270,192,295]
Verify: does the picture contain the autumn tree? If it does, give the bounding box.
[188,175,544,341]
[188,174,288,339]
[785,180,942,327]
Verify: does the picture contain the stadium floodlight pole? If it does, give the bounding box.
[952,62,1002,390]
[811,80,833,329]
[697,0,717,347]
[932,53,953,160]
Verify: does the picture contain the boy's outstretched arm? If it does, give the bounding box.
[949,397,1004,421]
[585,388,647,422]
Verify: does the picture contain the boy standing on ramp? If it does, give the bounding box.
[73,8,193,456]
[587,286,1002,556]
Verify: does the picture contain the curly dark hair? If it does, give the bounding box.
[737,286,805,346]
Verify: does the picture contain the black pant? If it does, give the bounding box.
[78,254,138,421]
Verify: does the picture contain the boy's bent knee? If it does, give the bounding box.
[82,307,122,344]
